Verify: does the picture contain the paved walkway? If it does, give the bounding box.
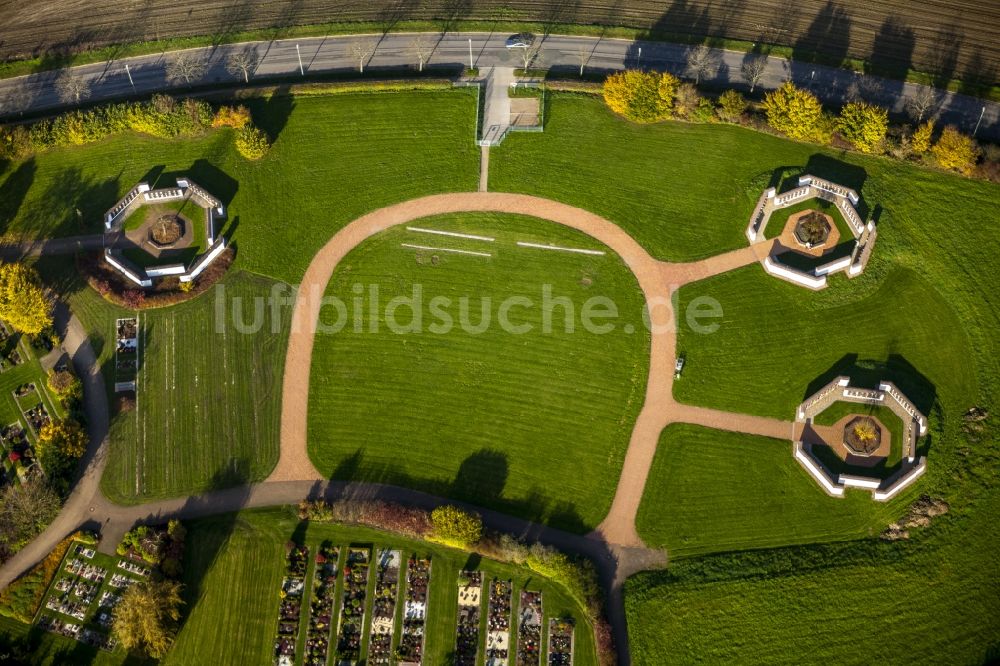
[480,66,516,145]
[479,146,490,192]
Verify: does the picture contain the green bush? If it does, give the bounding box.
[235,125,270,160]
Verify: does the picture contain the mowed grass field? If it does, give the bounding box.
[166,508,597,666]
[33,257,294,503]
[308,213,650,532]
[635,425,901,557]
[1,90,480,285]
[626,486,1000,664]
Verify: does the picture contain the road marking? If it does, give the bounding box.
[516,241,605,256]
[401,243,492,257]
[406,227,496,242]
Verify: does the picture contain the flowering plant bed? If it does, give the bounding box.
[486,578,513,666]
[335,546,372,663]
[273,543,308,666]
[302,542,339,665]
[455,570,483,666]
[397,555,432,664]
[368,549,402,665]
[547,618,575,665]
[516,591,543,666]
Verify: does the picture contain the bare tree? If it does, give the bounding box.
[55,72,91,104]
[407,35,434,73]
[350,40,378,74]
[847,74,884,103]
[741,55,768,93]
[575,44,591,77]
[906,86,940,123]
[685,45,721,85]
[518,44,543,72]
[165,53,206,85]
[226,49,259,84]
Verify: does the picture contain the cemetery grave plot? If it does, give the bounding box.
[367,549,401,665]
[547,618,575,666]
[34,542,151,652]
[516,591,543,666]
[454,570,484,666]
[335,545,372,664]
[1,422,32,485]
[397,555,432,665]
[273,543,309,666]
[14,384,50,439]
[114,317,139,393]
[486,579,514,666]
[304,542,340,666]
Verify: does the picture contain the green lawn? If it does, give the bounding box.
[626,485,1000,665]
[1,89,480,285]
[34,258,292,503]
[635,424,902,557]
[165,508,597,666]
[307,213,650,532]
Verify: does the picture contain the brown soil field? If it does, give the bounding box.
[0,1,997,84]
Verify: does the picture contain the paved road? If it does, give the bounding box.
[0,32,996,140]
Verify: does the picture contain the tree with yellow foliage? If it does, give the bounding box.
[0,263,52,335]
[931,126,980,174]
[911,120,934,155]
[763,82,827,143]
[837,102,889,154]
[602,70,680,123]
[38,419,88,460]
[112,579,183,658]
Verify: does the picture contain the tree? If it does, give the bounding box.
[0,262,52,334]
[0,482,61,551]
[517,44,543,72]
[165,54,206,85]
[906,86,939,123]
[741,55,768,93]
[685,44,721,85]
[38,419,88,460]
[54,72,91,105]
[602,70,679,123]
[763,81,827,143]
[112,580,183,658]
[350,40,378,73]
[226,49,259,83]
[407,35,434,72]
[430,505,482,548]
[47,368,82,403]
[912,120,934,155]
[837,102,889,153]
[931,125,980,174]
[673,83,700,119]
[716,89,747,123]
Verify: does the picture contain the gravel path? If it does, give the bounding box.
[0,191,805,665]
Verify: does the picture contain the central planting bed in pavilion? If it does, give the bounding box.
[306,213,650,532]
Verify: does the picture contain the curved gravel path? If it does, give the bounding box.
[0,191,806,665]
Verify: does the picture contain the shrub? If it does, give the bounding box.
[121,289,146,310]
[0,125,32,160]
[0,532,81,622]
[763,82,827,143]
[235,124,270,159]
[911,121,934,155]
[931,126,980,174]
[0,262,52,334]
[429,505,483,548]
[602,70,679,123]
[716,90,747,123]
[673,83,700,119]
[837,102,889,154]
[47,368,82,403]
[212,105,251,129]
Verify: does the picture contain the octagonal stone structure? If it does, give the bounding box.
[745,174,878,290]
[102,177,228,288]
[793,376,928,501]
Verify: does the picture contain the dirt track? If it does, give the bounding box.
[269,191,798,547]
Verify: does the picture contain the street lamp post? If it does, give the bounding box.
[468,38,473,71]
[973,106,986,136]
[296,44,304,76]
[125,63,135,91]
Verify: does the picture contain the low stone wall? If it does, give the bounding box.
[762,257,827,290]
[104,183,150,230]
